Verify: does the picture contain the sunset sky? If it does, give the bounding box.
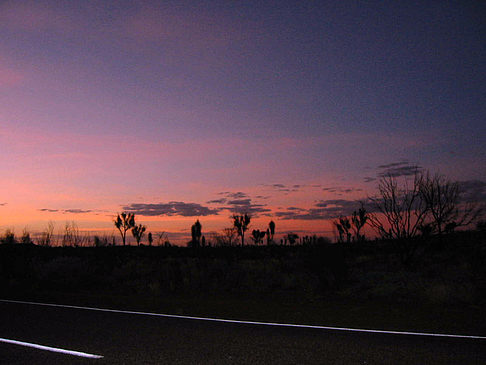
[1,1,485,244]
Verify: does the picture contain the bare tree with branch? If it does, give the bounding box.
[38,221,55,247]
[368,172,428,240]
[213,227,238,247]
[156,231,170,246]
[62,221,85,247]
[419,172,482,235]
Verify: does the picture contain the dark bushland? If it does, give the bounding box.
[1,230,485,307]
[0,243,347,299]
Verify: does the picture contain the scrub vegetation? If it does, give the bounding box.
[0,229,485,334]
[0,171,485,333]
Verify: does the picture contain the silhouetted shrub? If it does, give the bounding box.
[20,229,33,245]
[93,235,109,247]
[1,229,16,244]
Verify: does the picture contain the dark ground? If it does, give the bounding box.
[1,300,485,364]
[1,232,485,363]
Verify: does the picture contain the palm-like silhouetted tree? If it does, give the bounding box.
[132,224,146,246]
[114,212,135,246]
[334,217,351,243]
[191,219,202,247]
[233,213,251,246]
[268,220,275,244]
[351,205,368,242]
[251,229,266,245]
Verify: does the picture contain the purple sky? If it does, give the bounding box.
[0,1,485,243]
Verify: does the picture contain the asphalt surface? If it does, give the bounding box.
[0,300,485,364]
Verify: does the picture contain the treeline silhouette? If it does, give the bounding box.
[0,212,325,248]
[0,170,485,309]
[1,170,482,251]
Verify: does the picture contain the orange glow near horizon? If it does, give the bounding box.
[0,203,339,246]
[1,2,483,244]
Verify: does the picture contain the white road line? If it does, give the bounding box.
[1,299,485,340]
[0,337,103,359]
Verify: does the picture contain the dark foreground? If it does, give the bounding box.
[1,300,485,364]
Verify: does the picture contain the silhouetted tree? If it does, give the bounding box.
[233,213,251,246]
[190,220,202,247]
[351,205,368,242]
[93,235,109,247]
[302,235,312,245]
[38,221,55,247]
[251,229,258,245]
[20,228,33,245]
[251,229,266,245]
[367,172,429,264]
[368,173,427,240]
[62,221,83,247]
[268,220,275,243]
[114,212,135,246]
[156,231,170,246]
[148,232,153,246]
[286,233,299,245]
[333,217,351,243]
[214,227,238,247]
[2,229,16,244]
[418,222,433,237]
[419,172,482,235]
[132,224,146,246]
[333,219,344,243]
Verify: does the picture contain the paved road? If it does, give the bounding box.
[0,301,485,364]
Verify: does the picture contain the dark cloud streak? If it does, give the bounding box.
[223,198,271,215]
[275,199,373,221]
[64,209,92,214]
[123,202,220,217]
[364,177,376,183]
[207,198,227,204]
[218,191,248,199]
[377,161,422,178]
[322,187,363,194]
[39,208,92,214]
